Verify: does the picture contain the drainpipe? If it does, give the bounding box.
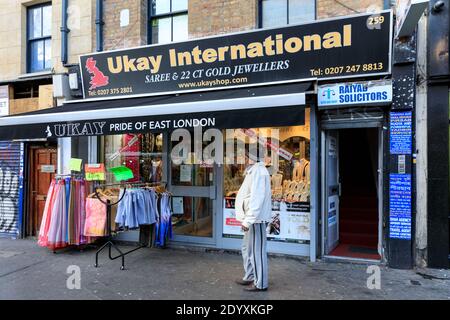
[61,0,69,65]
[96,0,104,52]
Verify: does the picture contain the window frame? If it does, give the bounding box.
[258,0,317,28]
[27,2,52,73]
[148,0,188,44]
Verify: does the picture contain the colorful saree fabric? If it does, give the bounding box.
[38,178,93,250]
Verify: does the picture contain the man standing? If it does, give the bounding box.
[235,155,272,292]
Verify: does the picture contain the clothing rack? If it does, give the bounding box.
[93,181,166,270]
[55,173,85,179]
[94,181,167,189]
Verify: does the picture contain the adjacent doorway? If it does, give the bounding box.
[26,146,57,237]
[322,127,382,261]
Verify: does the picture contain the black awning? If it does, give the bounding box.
[0,83,312,140]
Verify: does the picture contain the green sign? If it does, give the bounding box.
[108,166,134,181]
[69,158,83,172]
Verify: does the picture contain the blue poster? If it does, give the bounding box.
[390,111,412,154]
[389,174,411,240]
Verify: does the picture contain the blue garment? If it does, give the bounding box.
[64,178,71,242]
[115,188,127,227]
[135,190,151,225]
[116,188,158,229]
[148,190,159,223]
[124,190,139,229]
[143,190,157,225]
[155,193,173,247]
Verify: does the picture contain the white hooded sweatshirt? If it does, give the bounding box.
[235,162,272,228]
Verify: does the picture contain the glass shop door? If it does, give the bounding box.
[168,139,217,245]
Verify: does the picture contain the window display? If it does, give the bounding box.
[102,133,164,184]
[223,109,311,243]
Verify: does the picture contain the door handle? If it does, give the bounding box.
[209,185,217,200]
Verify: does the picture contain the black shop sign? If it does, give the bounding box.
[80,11,392,100]
[0,106,305,140]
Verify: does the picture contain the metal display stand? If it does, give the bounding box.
[93,183,157,270]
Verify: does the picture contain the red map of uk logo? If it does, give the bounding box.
[85,57,109,90]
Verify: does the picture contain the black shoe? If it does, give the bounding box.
[235,279,254,286]
[244,285,268,292]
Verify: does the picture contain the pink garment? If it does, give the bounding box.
[71,179,85,245]
[37,180,56,247]
[78,180,92,244]
[84,198,107,237]
[37,178,93,250]
[46,180,68,250]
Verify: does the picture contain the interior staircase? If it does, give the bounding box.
[339,194,378,248]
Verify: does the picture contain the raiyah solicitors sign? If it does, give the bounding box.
[80,10,392,100]
[317,79,393,108]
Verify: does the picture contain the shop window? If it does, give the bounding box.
[223,109,311,243]
[102,133,164,184]
[149,0,188,44]
[27,3,52,73]
[259,0,315,28]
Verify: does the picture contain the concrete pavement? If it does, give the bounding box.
[0,238,449,300]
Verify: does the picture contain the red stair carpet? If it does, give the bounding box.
[329,194,381,260]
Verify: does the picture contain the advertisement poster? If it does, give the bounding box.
[389,173,412,239]
[390,111,412,154]
[172,197,184,215]
[223,201,310,241]
[328,136,337,157]
[180,164,192,182]
[328,195,339,226]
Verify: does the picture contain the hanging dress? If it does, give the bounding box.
[46,180,68,249]
[37,179,57,247]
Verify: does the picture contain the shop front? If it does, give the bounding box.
[99,108,314,258]
[0,11,393,262]
[318,80,393,261]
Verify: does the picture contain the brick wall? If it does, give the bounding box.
[96,0,385,49]
[188,0,258,39]
[317,0,384,19]
[100,0,147,51]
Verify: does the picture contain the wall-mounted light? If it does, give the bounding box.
[432,0,445,12]
[52,74,66,98]
[69,73,79,90]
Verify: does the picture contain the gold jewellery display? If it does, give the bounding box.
[273,158,311,203]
